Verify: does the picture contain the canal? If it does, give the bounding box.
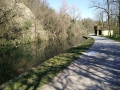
[0,36,85,85]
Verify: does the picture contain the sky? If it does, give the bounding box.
[47,0,95,19]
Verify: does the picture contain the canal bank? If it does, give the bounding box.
[0,37,94,90]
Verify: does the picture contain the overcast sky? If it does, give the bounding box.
[47,0,95,19]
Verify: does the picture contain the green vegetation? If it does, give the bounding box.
[105,35,120,42]
[91,0,120,37]
[22,21,31,30]
[0,37,94,90]
[0,0,94,46]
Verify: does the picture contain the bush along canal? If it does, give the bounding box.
[0,36,94,90]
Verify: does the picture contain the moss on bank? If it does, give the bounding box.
[0,37,94,90]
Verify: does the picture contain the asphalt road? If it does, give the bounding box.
[41,36,120,90]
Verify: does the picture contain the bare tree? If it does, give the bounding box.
[118,0,120,35]
[111,0,120,35]
[94,10,104,27]
[69,5,81,22]
[59,0,69,16]
[0,1,16,40]
[90,0,112,36]
[82,18,96,33]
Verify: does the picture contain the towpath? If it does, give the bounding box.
[41,36,120,90]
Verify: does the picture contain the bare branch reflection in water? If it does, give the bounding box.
[0,36,85,85]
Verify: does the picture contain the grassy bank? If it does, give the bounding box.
[0,37,94,90]
[105,36,120,42]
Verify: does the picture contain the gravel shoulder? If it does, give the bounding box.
[41,36,120,90]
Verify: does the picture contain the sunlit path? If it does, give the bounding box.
[41,36,120,90]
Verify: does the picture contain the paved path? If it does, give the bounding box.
[41,36,120,90]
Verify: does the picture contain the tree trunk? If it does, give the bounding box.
[107,0,111,37]
[108,14,111,36]
[118,0,120,35]
[119,14,120,35]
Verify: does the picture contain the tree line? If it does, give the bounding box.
[0,0,94,45]
[91,0,120,36]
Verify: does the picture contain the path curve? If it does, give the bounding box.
[41,36,120,90]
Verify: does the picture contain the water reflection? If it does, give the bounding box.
[0,36,84,85]
[87,51,107,57]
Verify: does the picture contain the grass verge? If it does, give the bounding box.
[105,36,120,42]
[0,37,94,90]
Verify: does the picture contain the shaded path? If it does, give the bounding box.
[41,36,120,90]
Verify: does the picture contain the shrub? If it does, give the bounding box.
[22,21,31,30]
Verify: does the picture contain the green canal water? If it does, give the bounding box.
[0,36,85,85]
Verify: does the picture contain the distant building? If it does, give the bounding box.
[102,30,113,36]
[94,25,113,36]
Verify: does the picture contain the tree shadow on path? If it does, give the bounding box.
[42,36,120,90]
